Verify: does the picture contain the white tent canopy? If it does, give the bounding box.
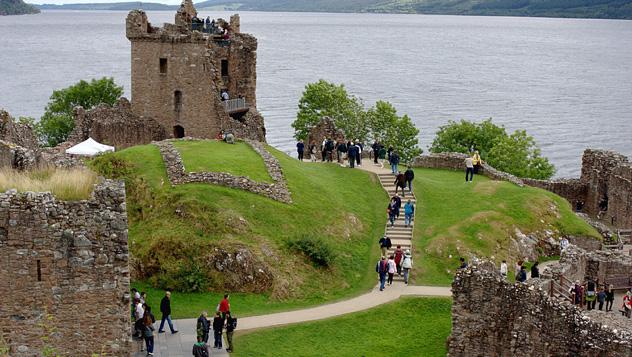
[65,138,115,156]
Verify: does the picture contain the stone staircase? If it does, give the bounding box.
[376,171,416,281]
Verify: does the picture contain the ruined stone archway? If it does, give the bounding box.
[173,125,185,138]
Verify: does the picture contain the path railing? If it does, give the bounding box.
[549,274,573,302]
[223,98,248,113]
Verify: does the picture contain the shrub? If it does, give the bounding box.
[0,168,97,200]
[89,153,133,179]
[288,234,336,267]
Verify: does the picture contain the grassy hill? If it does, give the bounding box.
[1,0,39,15]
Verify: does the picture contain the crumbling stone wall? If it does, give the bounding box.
[448,262,632,357]
[69,97,166,150]
[305,117,346,161]
[0,180,131,356]
[126,6,265,142]
[0,109,39,151]
[0,110,42,169]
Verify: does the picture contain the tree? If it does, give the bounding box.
[38,77,123,146]
[429,118,507,160]
[292,80,367,141]
[486,130,556,180]
[366,101,421,163]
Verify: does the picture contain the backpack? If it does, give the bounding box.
[402,256,412,269]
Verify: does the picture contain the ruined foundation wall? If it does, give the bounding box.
[448,262,632,357]
[0,181,131,356]
[547,245,632,285]
[305,117,346,161]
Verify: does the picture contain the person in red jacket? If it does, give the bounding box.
[218,294,230,320]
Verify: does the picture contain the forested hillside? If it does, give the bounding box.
[1,0,40,15]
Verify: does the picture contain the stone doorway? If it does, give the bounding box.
[173,125,185,138]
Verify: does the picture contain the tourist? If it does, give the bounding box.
[142,306,156,356]
[530,262,540,279]
[336,140,347,165]
[372,141,381,164]
[571,281,583,307]
[597,287,606,311]
[212,311,224,349]
[389,151,400,174]
[379,235,392,257]
[192,336,210,357]
[221,90,229,101]
[404,167,414,193]
[387,146,393,162]
[394,245,404,276]
[325,138,335,162]
[378,145,387,168]
[518,266,527,283]
[472,150,482,174]
[376,256,388,291]
[623,289,632,318]
[356,140,363,166]
[393,194,402,219]
[321,137,327,162]
[387,199,397,227]
[402,250,413,285]
[218,294,230,321]
[205,16,211,29]
[404,200,414,227]
[197,311,210,344]
[500,260,508,278]
[296,140,304,161]
[560,237,570,252]
[585,278,597,310]
[134,297,145,339]
[387,255,397,286]
[459,257,468,270]
[225,132,235,144]
[309,141,317,162]
[132,287,141,301]
[394,171,406,197]
[605,284,615,312]
[158,291,178,334]
[140,291,147,305]
[465,156,474,182]
[225,311,237,353]
[216,130,225,140]
[514,261,523,280]
[347,142,358,168]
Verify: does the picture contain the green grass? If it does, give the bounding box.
[411,168,600,286]
[94,143,387,318]
[233,297,452,357]
[172,140,273,183]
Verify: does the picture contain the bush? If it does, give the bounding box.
[89,153,133,179]
[288,234,336,267]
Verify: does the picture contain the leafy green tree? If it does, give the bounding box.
[38,77,123,146]
[430,118,507,160]
[366,101,421,163]
[486,130,556,180]
[292,80,367,141]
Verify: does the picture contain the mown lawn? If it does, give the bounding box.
[233,297,452,357]
[95,143,388,319]
[172,140,273,183]
[411,168,600,286]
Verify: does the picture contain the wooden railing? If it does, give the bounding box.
[223,98,248,113]
[549,274,573,303]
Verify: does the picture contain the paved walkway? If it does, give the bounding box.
[133,158,451,356]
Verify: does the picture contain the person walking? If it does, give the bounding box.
[212,311,224,349]
[404,167,415,193]
[376,256,388,291]
[401,250,413,285]
[390,151,400,174]
[585,278,597,310]
[379,235,392,257]
[134,297,145,339]
[500,260,508,278]
[321,137,327,162]
[393,194,402,219]
[571,281,583,307]
[196,311,210,344]
[387,255,396,286]
[158,291,178,334]
[518,265,527,283]
[404,200,414,227]
[325,138,335,162]
[605,284,615,312]
[309,141,317,162]
[472,150,482,174]
[378,145,387,168]
[225,311,237,353]
[394,172,406,197]
[387,199,397,227]
[394,245,403,276]
[372,141,381,164]
[192,336,210,357]
[347,142,358,168]
[336,140,347,165]
[597,287,606,311]
[623,290,632,318]
[465,156,474,182]
[356,140,363,167]
[560,237,570,252]
[218,294,230,321]
[530,262,540,279]
[296,140,304,161]
[459,257,468,270]
[142,307,156,356]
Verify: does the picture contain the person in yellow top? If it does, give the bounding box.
[472,150,482,174]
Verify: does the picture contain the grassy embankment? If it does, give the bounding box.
[410,168,600,286]
[233,297,452,357]
[92,140,387,319]
[0,168,96,200]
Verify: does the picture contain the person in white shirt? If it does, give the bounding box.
[387,256,397,286]
[500,260,508,278]
[560,237,570,252]
[465,157,474,182]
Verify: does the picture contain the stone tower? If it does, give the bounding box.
[126,1,265,141]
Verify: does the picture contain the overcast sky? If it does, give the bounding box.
[35,0,183,5]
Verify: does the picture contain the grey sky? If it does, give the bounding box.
[33,0,182,4]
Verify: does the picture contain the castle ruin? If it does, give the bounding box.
[125,0,266,142]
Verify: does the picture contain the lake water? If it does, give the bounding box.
[1,10,632,177]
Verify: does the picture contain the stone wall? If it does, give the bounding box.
[155,139,291,203]
[126,7,265,142]
[0,110,42,170]
[305,117,346,161]
[0,109,39,151]
[69,97,166,150]
[0,180,131,356]
[448,262,632,357]
[411,149,632,229]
